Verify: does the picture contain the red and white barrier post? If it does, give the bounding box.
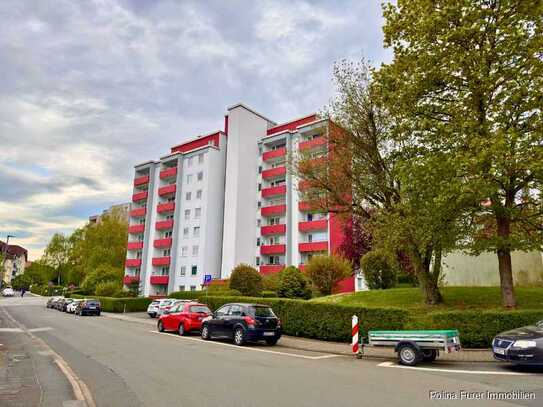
[352,315,361,357]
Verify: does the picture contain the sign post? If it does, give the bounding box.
[352,315,363,358]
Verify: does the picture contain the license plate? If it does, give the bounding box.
[88,306,96,309]
[263,332,275,337]
[494,347,506,355]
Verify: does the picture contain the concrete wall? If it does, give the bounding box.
[442,251,543,287]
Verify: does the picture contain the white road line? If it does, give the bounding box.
[149,331,341,360]
[377,361,537,376]
[0,328,23,332]
[28,327,53,333]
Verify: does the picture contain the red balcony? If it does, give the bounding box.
[262,166,287,179]
[157,202,175,213]
[299,201,317,212]
[260,244,286,255]
[134,175,149,186]
[299,241,328,252]
[261,204,286,217]
[125,258,142,268]
[298,180,311,191]
[128,224,145,234]
[260,265,284,275]
[160,167,177,179]
[262,185,286,198]
[261,224,286,236]
[123,275,140,285]
[132,191,148,202]
[298,264,306,272]
[152,256,171,267]
[299,219,327,232]
[263,147,287,162]
[150,275,169,285]
[299,136,326,151]
[154,238,172,249]
[158,184,176,196]
[130,207,146,218]
[155,220,174,230]
[127,241,144,250]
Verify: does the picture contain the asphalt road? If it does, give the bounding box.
[1,296,542,407]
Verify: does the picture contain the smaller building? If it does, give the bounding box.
[89,203,130,224]
[0,241,28,286]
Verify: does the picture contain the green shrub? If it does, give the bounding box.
[70,294,153,312]
[306,255,352,295]
[262,271,283,292]
[361,250,398,289]
[277,266,312,299]
[260,290,278,298]
[80,265,123,294]
[95,281,123,297]
[229,264,263,296]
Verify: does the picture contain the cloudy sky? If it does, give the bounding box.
[0,0,391,260]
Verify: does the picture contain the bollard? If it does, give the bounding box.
[352,315,359,355]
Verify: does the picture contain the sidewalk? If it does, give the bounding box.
[103,312,495,363]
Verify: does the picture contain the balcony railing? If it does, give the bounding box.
[128,224,145,234]
[262,166,287,180]
[158,184,176,196]
[123,275,140,285]
[150,275,169,285]
[262,185,286,198]
[261,204,286,217]
[155,220,174,230]
[259,265,284,274]
[130,207,146,218]
[152,256,171,267]
[298,219,327,232]
[260,224,286,236]
[125,258,142,268]
[127,241,144,250]
[260,244,286,255]
[160,167,177,180]
[153,238,172,249]
[134,175,150,186]
[298,201,317,212]
[299,241,328,252]
[262,147,287,162]
[157,202,175,213]
[132,191,148,202]
[299,136,326,151]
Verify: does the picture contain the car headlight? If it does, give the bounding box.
[513,340,537,349]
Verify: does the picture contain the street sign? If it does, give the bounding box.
[204,275,212,284]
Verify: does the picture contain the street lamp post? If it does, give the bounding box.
[1,234,15,288]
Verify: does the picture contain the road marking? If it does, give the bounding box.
[377,361,537,376]
[28,327,53,333]
[0,328,23,332]
[149,331,341,360]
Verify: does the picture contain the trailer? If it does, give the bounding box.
[364,329,461,366]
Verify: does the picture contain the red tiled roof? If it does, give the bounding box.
[0,241,28,262]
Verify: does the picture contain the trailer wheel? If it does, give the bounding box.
[422,349,437,362]
[398,343,421,366]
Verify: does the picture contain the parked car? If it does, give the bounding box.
[67,299,83,314]
[157,302,211,335]
[493,320,543,366]
[201,303,282,346]
[2,287,15,297]
[147,299,172,318]
[60,298,75,312]
[54,298,67,310]
[47,296,64,308]
[75,299,101,316]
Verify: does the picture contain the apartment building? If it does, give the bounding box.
[124,104,352,296]
[0,241,28,286]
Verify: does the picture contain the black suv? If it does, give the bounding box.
[201,303,282,346]
[75,299,102,316]
[493,320,543,365]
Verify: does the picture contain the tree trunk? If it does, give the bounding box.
[496,214,516,308]
[411,247,443,305]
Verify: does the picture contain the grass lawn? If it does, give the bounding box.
[310,287,543,314]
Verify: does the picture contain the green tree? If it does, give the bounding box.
[277,266,312,299]
[305,255,351,296]
[43,233,72,285]
[378,0,543,307]
[80,264,123,294]
[360,249,398,290]
[11,274,32,290]
[95,281,123,297]
[229,264,263,297]
[23,260,50,285]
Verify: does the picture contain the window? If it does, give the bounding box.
[165,231,172,238]
[191,265,197,275]
[166,214,174,220]
[195,208,201,218]
[184,209,190,220]
[257,201,261,208]
[192,245,199,256]
[198,153,204,164]
[161,267,169,275]
[258,183,261,191]
[307,213,313,222]
[193,227,200,237]
[186,192,191,201]
[196,189,202,199]
[256,257,260,266]
[187,157,193,167]
[190,285,197,291]
[181,246,188,257]
[179,285,185,291]
[186,174,192,184]
[180,266,186,276]
[257,219,261,227]
[258,165,262,174]
[308,234,313,243]
[215,305,230,317]
[258,146,263,155]
[256,238,261,246]
[136,251,142,259]
[197,171,203,181]
[183,227,189,238]
[229,305,243,316]
[163,249,170,256]
[137,234,144,241]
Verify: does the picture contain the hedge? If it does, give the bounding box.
[70,294,153,312]
[30,285,64,296]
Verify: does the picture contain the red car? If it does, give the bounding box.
[157,302,212,335]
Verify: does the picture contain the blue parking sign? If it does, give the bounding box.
[204,275,212,284]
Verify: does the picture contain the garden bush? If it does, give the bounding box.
[305,255,352,295]
[229,264,263,296]
[260,290,278,298]
[361,250,398,289]
[277,266,312,299]
[262,271,283,292]
[95,281,123,297]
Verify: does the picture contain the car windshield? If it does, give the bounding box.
[161,300,172,306]
[190,306,210,313]
[249,306,276,318]
[151,301,160,305]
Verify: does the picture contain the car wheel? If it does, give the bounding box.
[201,324,210,340]
[422,349,437,362]
[96,312,101,317]
[158,320,164,332]
[398,344,421,366]
[265,338,278,346]
[178,323,185,336]
[233,327,245,346]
